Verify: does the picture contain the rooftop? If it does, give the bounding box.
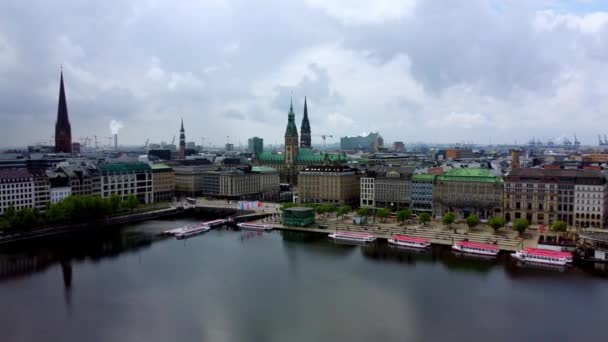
[283,207,314,212]
[0,169,32,180]
[438,168,503,183]
[150,163,173,171]
[251,166,278,173]
[98,162,151,173]
[412,174,436,181]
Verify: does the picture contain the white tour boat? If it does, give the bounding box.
[201,219,226,228]
[452,241,499,257]
[388,235,431,249]
[237,223,273,231]
[328,231,376,243]
[175,223,211,239]
[511,248,573,266]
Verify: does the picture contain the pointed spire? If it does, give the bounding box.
[303,96,308,119]
[180,117,184,131]
[300,96,311,148]
[55,68,72,153]
[289,96,294,114]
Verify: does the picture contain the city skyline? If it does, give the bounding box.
[1,1,608,147]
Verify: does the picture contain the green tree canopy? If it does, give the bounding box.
[466,214,480,229]
[488,216,506,232]
[551,220,568,234]
[337,205,351,218]
[418,212,431,225]
[356,207,371,217]
[397,209,413,223]
[376,208,391,222]
[513,218,529,235]
[442,212,456,228]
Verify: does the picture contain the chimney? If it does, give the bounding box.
[114,134,118,150]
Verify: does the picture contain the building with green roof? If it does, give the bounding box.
[254,99,347,185]
[99,162,153,204]
[282,207,315,227]
[433,168,503,219]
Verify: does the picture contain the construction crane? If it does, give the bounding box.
[94,135,99,150]
[313,134,334,150]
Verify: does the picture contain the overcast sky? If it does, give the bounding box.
[1,0,608,148]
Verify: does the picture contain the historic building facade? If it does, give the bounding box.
[297,165,360,205]
[360,166,414,210]
[255,99,347,184]
[433,168,503,219]
[151,163,175,202]
[503,168,607,228]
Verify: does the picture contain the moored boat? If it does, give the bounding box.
[511,248,572,266]
[236,223,273,231]
[388,235,431,249]
[201,219,226,228]
[175,224,211,239]
[328,231,376,243]
[452,241,499,257]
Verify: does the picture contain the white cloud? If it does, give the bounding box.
[534,10,608,34]
[305,0,417,25]
[429,112,489,129]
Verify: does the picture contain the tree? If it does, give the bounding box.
[513,218,529,236]
[397,209,412,224]
[418,212,431,226]
[110,194,122,213]
[466,214,480,230]
[124,194,140,212]
[442,212,456,229]
[488,216,506,233]
[356,207,371,217]
[551,221,568,234]
[337,205,351,218]
[377,208,391,222]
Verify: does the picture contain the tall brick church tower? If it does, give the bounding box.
[55,69,72,153]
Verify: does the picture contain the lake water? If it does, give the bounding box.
[1,218,607,342]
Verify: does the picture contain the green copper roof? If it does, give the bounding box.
[257,148,347,165]
[412,174,436,181]
[252,166,278,173]
[150,163,173,171]
[285,98,298,137]
[99,162,151,173]
[437,168,503,183]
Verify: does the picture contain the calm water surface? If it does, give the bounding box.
[1,218,607,342]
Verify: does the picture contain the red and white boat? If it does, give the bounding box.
[452,241,499,257]
[237,222,273,231]
[328,231,376,243]
[388,235,431,249]
[511,248,573,266]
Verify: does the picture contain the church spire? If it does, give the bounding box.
[179,117,186,160]
[285,97,298,138]
[300,96,311,148]
[55,69,72,153]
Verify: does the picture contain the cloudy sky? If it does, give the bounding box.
[1,0,608,148]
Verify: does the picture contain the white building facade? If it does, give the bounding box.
[0,169,35,215]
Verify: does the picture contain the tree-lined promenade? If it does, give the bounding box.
[0,194,142,233]
[277,204,580,251]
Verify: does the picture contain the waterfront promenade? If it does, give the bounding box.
[260,215,532,252]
